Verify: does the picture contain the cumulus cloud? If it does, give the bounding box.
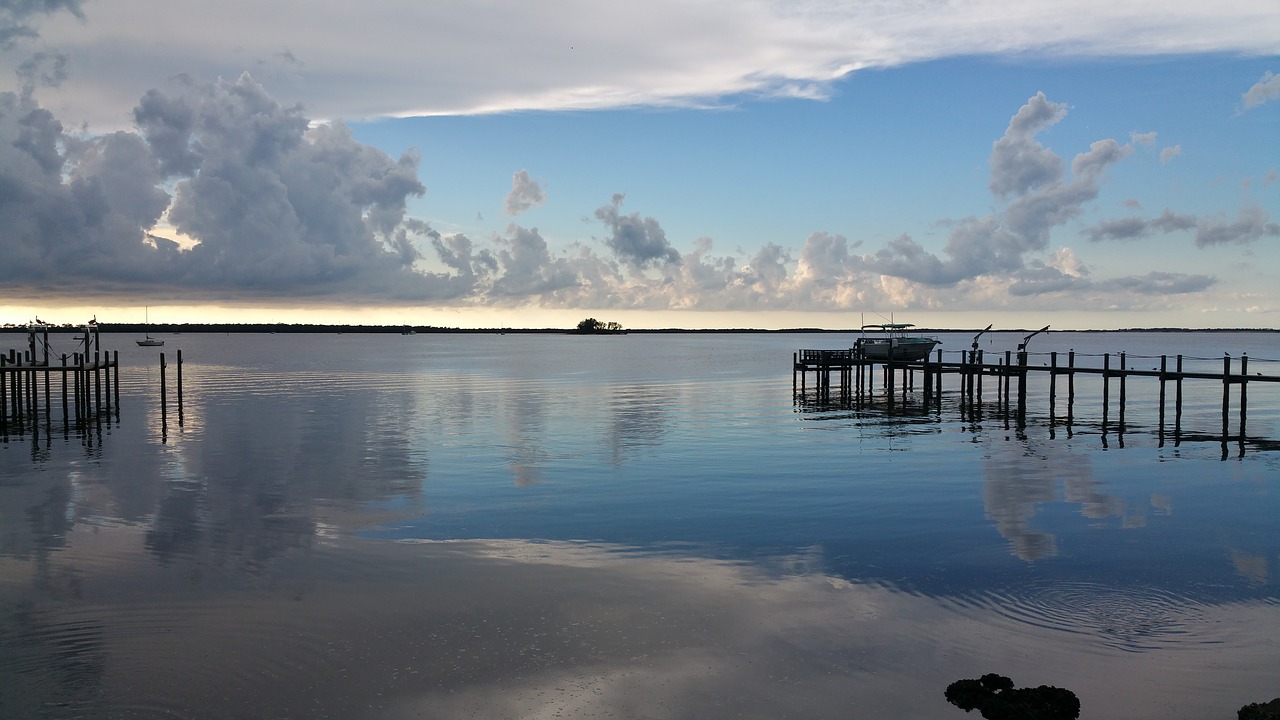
[1241,71,1280,110]
[988,93,1067,200]
[0,78,1231,316]
[489,224,582,298]
[593,194,682,268]
[858,93,1133,287]
[0,74,480,301]
[504,170,546,216]
[1160,145,1182,164]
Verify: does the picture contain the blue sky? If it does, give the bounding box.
[1,0,1278,329]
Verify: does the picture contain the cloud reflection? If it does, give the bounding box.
[2,535,1276,719]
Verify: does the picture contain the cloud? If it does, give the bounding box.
[1084,206,1280,249]
[1160,145,1182,164]
[489,225,582,298]
[1194,206,1280,247]
[859,94,1133,287]
[1083,209,1197,241]
[1008,267,1213,297]
[0,0,83,48]
[0,78,1241,317]
[0,74,483,301]
[1098,271,1215,295]
[504,170,546,216]
[988,92,1067,199]
[1241,71,1280,110]
[7,0,1280,129]
[593,194,682,268]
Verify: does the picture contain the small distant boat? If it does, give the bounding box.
[136,306,163,346]
[855,323,939,362]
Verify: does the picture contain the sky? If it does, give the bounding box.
[1,0,1278,330]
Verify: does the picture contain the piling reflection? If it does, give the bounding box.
[3,333,1279,719]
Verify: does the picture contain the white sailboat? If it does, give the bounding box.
[136,307,163,346]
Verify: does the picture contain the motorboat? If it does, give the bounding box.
[854,323,939,362]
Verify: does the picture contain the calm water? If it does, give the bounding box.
[2,330,1278,719]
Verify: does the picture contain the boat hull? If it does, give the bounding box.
[856,339,938,362]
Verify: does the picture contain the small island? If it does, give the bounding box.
[574,318,626,334]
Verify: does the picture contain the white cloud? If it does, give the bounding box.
[6,0,1280,129]
[0,78,1240,316]
[860,94,1133,287]
[504,170,546,217]
[1241,71,1280,110]
[1160,144,1182,164]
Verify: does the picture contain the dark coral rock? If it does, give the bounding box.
[945,675,1080,720]
[983,686,1080,720]
[945,678,989,712]
[979,674,1015,692]
[1240,698,1280,720]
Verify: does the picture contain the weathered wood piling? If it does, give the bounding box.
[1,323,119,431]
[1,324,184,436]
[794,342,1278,448]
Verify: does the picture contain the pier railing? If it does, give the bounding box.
[2,325,185,439]
[794,346,1280,450]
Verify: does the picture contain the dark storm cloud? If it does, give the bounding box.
[594,194,682,268]
[0,0,83,48]
[0,74,483,301]
[0,91,177,282]
[15,51,67,96]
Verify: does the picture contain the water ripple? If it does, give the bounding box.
[971,580,1222,652]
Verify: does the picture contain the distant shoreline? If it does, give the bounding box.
[3,324,1278,335]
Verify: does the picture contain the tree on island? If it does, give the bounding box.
[575,318,623,333]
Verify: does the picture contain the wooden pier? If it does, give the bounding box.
[1,323,120,431]
[794,341,1280,448]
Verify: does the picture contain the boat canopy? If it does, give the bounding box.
[861,323,915,330]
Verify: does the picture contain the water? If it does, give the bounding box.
[2,330,1278,719]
